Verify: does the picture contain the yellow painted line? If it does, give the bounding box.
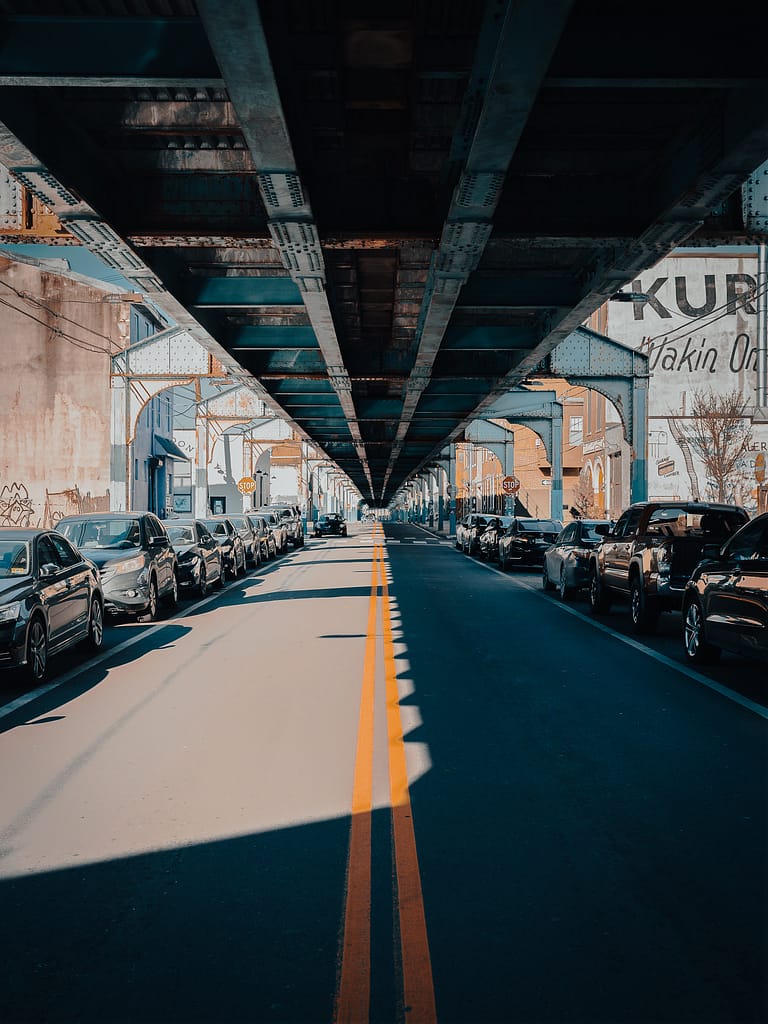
[379,543,437,1023]
[334,526,381,1024]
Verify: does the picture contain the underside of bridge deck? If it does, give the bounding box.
[1,0,767,503]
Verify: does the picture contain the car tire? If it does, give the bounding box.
[84,597,104,651]
[142,577,159,621]
[542,565,555,591]
[24,615,48,684]
[588,567,611,615]
[499,549,507,570]
[558,567,571,602]
[198,565,209,598]
[683,598,720,663]
[629,577,658,634]
[164,571,179,609]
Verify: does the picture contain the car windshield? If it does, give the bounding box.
[202,520,228,538]
[166,525,195,545]
[581,523,611,542]
[58,517,141,549]
[519,520,560,533]
[0,539,30,577]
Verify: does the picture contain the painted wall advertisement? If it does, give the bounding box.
[607,251,768,510]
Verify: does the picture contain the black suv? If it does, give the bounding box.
[56,511,178,621]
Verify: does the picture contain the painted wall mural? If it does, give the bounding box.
[0,480,35,527]
[607,251,768,509]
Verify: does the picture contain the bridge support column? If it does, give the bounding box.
[631,379,649,503]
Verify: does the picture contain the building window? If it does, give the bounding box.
[569,416,583,444]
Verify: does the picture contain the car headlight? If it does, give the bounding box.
[108,555,146,575]
[0,601,21,623]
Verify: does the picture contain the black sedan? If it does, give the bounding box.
[314,513,347,538]
[543,518,613,600]
[166,519,223,597]
[200,517,246,580]
[0,528,104,683]
[498,517,563,570]
[682,511,768,664]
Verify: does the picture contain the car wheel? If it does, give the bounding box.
[84,598,104,651]
[588,568,611,615]
[629,577,658,634]
[255,545,262,567]
[198,565,209,598]
[215,558,225,587]
[24,616,48,684]
[164,571,179,608]
[143,577,159,621]
[683,598,720,663]
[558,567,571,602]
[542,564,554,590]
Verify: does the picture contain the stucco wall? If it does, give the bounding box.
[0,255,131,526]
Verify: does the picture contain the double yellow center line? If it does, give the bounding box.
[334,524,436,1023]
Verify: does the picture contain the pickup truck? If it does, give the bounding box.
[587,501,749,633]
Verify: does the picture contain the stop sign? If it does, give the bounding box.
[502,475,520,494]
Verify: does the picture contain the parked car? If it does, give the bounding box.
[56,512,178,621]
[0,528,104,683]
[543,518,613,600]
[225,513,260,568]
[246,513,277,561]
[257,510,289,554]
[587,501,749,633]
[165,518,223,597]
[455,513,494,556]
[263,505,304,547]
[477,515,514,561]
[682,511,768,664]
[201,516,246,580]
[498,517,562,570]
[314,513,347,538]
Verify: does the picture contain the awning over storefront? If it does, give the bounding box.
[152,435,189,462]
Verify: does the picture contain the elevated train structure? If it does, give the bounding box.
[1,1,768,505]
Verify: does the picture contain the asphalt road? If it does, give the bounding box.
[0,522,765,1024]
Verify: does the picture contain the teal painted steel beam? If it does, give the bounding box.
[0,17,221,84]
[229,326,319,350]
[458,276,580,308]
[190,277,303,307]
[441,325,537,351]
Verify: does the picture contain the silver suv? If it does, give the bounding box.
[262,505,304,548]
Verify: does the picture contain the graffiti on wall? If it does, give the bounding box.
[43,486,110,527]
[0,481,35,526]
[0,481,111,527]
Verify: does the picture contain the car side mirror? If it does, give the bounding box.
[594,524,611,537]
[39,563,58,578]
[149,534,169,548]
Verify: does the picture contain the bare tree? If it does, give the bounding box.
[572,468,597,518]
[681,388,753,504]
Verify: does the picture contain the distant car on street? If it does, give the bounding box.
[314,513,347,538]
[56,512,178,621]
[0,528,104,683]
[477,515,514,562]
[497,517,562,570]
[682,511,768,664]
[256,510,288,555]
[246,513,277,561]
[201,516,246,580]
[165,518,223,597]
[455,513,494,556]
[225,513,260,568]
[262,505,304,547]
[543,518,613,600]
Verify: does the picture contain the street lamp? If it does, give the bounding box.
[254,468,266,509]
